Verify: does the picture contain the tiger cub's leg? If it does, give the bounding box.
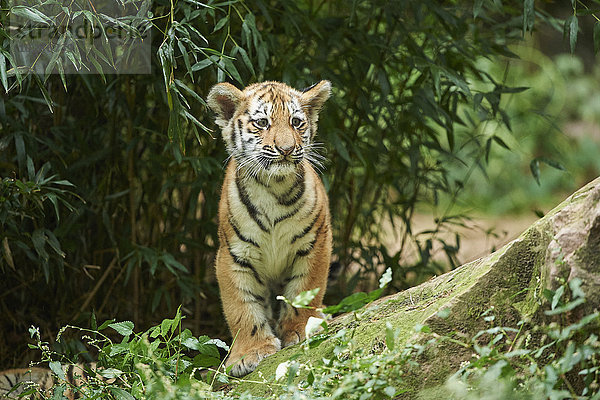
[215,248,281,377]
[278,238,331,347]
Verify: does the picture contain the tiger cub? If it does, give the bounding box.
[0,363,97,399]
[207,80,332,377]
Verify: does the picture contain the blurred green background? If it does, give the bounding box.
[449,47,600,215]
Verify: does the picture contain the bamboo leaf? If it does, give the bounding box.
[212,16,229,33]
[235,46,255,75]
[32,229,49,261]
[523,0,534,33]
[566,15,578,53]
[11,6,52,25]
[2,237,15,271]
[594,21,600,54]
[473,0,484,18]
[492,135,510,150]
[530,158,541,185]
[44,230,65,258]
[177,41,193,82]
[0,53,8,92]
[538,157,567,171]
[32,74,54,113]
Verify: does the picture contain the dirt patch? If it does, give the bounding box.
[382,213,540,266]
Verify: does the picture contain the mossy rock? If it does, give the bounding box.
[232,177,600,399]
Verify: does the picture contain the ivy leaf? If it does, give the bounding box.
[384,386,397,397]
[551,285,565,310]
[305,316,326,338]
[109,321,134,337]
[206,338,229,351]
[161,318,173,336]
[109,343,129,356]
[569,278,585,299]
[182,337,201,350]
[323,290,379,314]
[275,361,291,381]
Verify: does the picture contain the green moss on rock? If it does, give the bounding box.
[231,178,600,399]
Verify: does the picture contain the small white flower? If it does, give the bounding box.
[275,361,291,380]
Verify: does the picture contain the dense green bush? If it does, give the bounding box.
[0,0,598,369]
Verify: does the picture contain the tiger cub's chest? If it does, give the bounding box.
[226,165,319,281]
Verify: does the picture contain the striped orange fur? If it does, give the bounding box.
[207,80,332,377]
[0,363,98,399]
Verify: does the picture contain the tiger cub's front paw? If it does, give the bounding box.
[226,336,281,377]
[280,320,307,348]
[280,309,325,348]
[282,329,303,348]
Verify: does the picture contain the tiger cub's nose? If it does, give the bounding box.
[275,144,294,156]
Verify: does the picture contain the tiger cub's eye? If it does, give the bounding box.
[291,117,303,128]
[254,118,269,129]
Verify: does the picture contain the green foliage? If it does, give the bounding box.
[26,306,226,399]
[445,278,600,399]
[0,163,79,280]
[322,268,391,314]
[449,51,600,215]
[270,327,420,400]
[1,0,599,371]
[18,273,599,399]
[268,280,600,400]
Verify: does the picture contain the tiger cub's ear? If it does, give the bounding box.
[207,83,244,126]
[300,80,331,129]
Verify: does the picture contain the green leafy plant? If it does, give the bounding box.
[0,161,79,280]
[25,306,227,399]
[11,268,598,400]
[444,278,600,399]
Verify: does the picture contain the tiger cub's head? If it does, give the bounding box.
[207,80,331,177]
